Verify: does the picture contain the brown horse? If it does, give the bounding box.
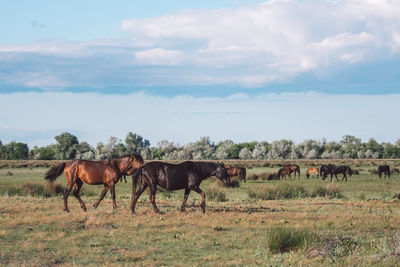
[225,165,247,182]
[44,154,143,212]
[306,167,319,179]
[283,164,301,179]
[277,167,292,179]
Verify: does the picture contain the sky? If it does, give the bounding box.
[1,0,399,147]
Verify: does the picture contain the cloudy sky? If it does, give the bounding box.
[1,0,399,147]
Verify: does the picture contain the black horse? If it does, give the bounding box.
[320,164,352,182]
[378,165,390,178]
[130,161,230,214]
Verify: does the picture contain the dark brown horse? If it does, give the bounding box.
[225,165,246,183]
[44,154,143,212]
[130,161,230,214]
[378,165,390,178]
[283,164,301,179]
[277,167,292,179]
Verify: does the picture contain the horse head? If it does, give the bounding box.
[125,154,144,175]
[215,162,231,185]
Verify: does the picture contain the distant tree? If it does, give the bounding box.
[215,140,234,160]
[340,135,361,158]
[35,146,56,160]
[2,141,29,160]
[125,132,150,154]
[239,147,252,159]
[54,132,79,160]
[0,140,3,158]
[252,143,266,159]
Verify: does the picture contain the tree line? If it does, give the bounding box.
[1,132,399,160]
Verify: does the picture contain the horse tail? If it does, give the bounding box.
[242,168,246,183]
[44,162,66,182]
[132,167,142,194]
[297,166,301,178]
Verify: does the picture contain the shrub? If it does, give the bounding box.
[215,176,241,188]
[246,172,278,181]
[311,184,343,198]
[248,183,308,200]
[1,182,65,198]
[266,227,317,253]
[206,184,227,202]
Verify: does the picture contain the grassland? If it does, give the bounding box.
[1,159,400,266]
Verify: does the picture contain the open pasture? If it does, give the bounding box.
[1,159,400,266]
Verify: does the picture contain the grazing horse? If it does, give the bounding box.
[130,161,230,214]
[306,167,319,179]
[283,164,301,179]
[225,165,247,183]
[277,167,293,180]
[378,165,390,178]
[44,154,143,212]
[320,164,351,182]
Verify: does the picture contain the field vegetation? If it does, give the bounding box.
[1,159,400,266]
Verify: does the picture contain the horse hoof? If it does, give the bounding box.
[82,207,87,212]
[63,208,70,213]
[180,209,186,212]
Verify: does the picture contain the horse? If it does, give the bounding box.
[320,164,351,182]
[130,161,230,214]
[378,165,390,178]
[277,167,293,180]
[225,165,246,183]
[306,167,319,179]
[44,154,143,212]
[283,164,301,179]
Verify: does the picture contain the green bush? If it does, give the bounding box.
[311,184,343,198]
[0,182,65,198]
[206,184,227,202]
[248,183,308,200]
[267,227,317,253]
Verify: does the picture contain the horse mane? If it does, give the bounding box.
[110,153,144,163]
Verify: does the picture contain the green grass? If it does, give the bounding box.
[0,160,400,265]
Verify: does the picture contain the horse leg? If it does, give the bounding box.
[63,182,74,213]
[180,188,191,212]
[192,187,206,214]
[73,179,86,212]
[93,184,110,209]
[130,182,148,214]
[147,185,160,214]
[109,182,117,209]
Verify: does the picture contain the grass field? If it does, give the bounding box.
[1,160,400,266]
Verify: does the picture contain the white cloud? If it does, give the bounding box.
[135,48,183,66]
[1,0,400,89]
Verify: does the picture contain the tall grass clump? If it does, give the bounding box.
[1,182,65,197]
[247,172,278,181]
[248,183,308,200]
[266,227,318,253]
[206,183,227,202]
[312,183,344,199]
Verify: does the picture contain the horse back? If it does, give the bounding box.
[77,160,118,185]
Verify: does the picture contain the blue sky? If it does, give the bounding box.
[1,0,399,147]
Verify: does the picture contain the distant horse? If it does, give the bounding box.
[306,167,319,179]
[130,161,230,214]
[277,167,293,180]
[320,164,351,182]
[378,165,390,178]
[225,165,247,183]
[283,164,301,179]
[44,154,143,212]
